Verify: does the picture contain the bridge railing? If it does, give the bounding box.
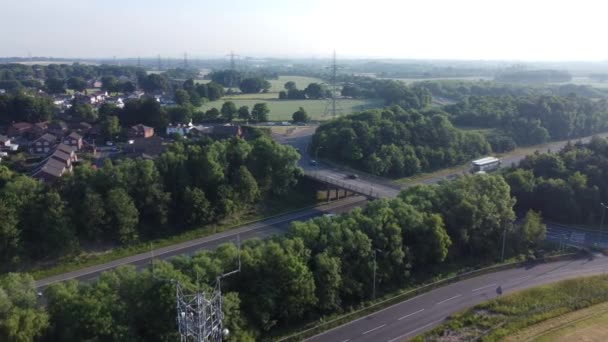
[305,171,382,198]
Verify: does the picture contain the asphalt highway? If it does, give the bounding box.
[35,195,367,288]
[306,255,608,342]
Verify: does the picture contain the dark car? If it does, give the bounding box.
[347,174,359,179]
[309,160,317,166]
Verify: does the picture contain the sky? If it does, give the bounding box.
[1,0,607,61]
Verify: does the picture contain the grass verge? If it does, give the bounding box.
[505,301,608,341]
[416,271,608,341]
[29,180,324,280]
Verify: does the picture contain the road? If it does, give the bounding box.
[35,195,367,289]
[272,125,401,198]
[306,255,608,342]
[272,125,608,197]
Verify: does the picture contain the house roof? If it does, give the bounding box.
[51,149,72,164]
[56,143,76,154]
[49,121,68,130]
[212,125,241,136]
[37,159,66,178]
[34,133,57,144]
[131,124,154,132]
[34,122,49,129]
[67,131,82,140]
[10,122,32,130]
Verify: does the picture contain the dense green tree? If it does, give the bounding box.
[205,107,221,121]
[304,83,325,99]
[519,210,546,249]
[0,201,20,266]
[69,101,97,122]
[238,105,251,121]
[239,77,267,93]
[284,81,296,91]
[141,73,168,93]
[45,77,65,94]
[106,188,139,244]
[174,89,190,106]
[251,103,270,122]
[292,107,309,123]
[66,76,87,91]
[183,187,213,225]
[0,273,49,342]
[167,105,192,124]
[221,101,238,122]
[101,115,121,140]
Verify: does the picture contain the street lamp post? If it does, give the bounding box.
[600,202,608,247]
[372,249,382,300]
[501,225,507,263]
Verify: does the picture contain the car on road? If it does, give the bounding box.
[346,174,359,179]
[309,159,317,166]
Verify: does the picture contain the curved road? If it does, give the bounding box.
[306,255,608,342]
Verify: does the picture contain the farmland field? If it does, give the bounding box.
[198,97,382,121]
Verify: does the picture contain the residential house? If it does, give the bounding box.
[127,91,145,100]
[166,122,193,136]
[105,96,124,108]
[189,124,242,139]
[56,143,78,163]
[0,135,10,148]
[32,158,69,183]
[48,121,68,137]
[7,122,33,137]
[0,135,19,152]
[129,124,155,138]
[63,132,83,150]
[50,149,74,168]
[32,122,49,137]
[211,125,243,139]
[89,80,103,88]
[125,136,166,159]
[30,133,57,154]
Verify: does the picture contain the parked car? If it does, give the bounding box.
[347,174,359,179]
[309,159,317,166]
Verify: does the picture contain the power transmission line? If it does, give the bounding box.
[324,50,343,117]
[226,51,240,71]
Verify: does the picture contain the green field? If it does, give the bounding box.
[267,75,325,92]
[506,301,608,342]
[198,97,382,121]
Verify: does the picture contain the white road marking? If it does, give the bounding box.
[363,324,386,335]
[472,283,497,292]
[436,294,462,305]
[386,319,443,342]
[398,308,424,320]
[509,275,532,282]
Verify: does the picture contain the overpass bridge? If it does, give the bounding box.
[305,170,400,199]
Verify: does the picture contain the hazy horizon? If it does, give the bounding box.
[2,0,608,62]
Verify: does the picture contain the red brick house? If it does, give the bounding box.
[30,133,57,154]
[129,124,155,138]
[7,122,33,137]
[63,132,83,150]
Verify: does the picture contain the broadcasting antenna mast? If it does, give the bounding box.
[176,236,241,342]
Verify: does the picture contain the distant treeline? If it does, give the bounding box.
[444,95,608,146]
[494,69,572,83]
